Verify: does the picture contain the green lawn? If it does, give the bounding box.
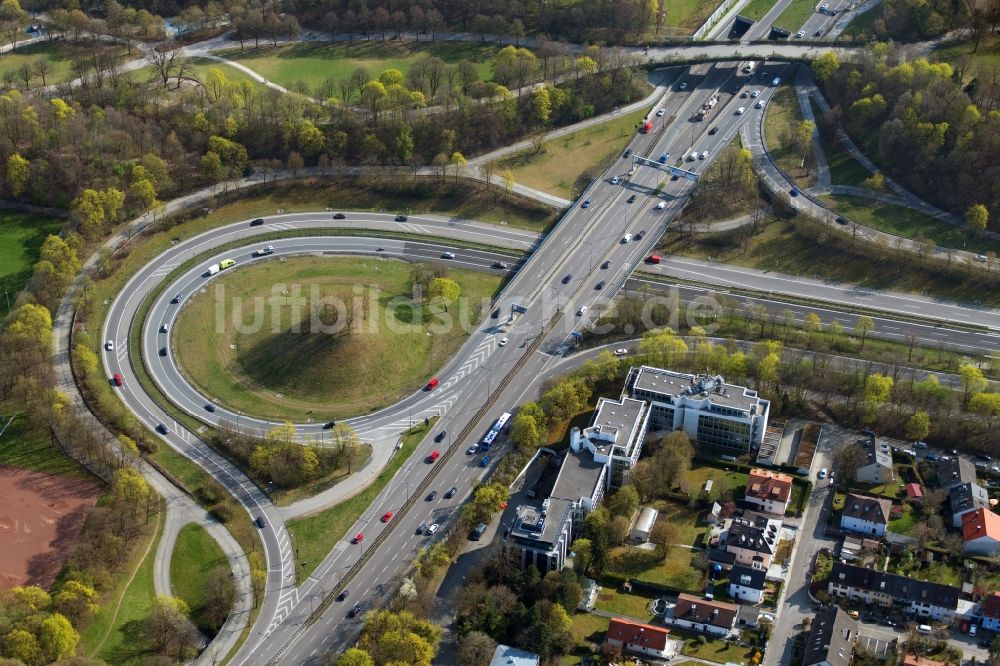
[134,56,261,87]
[887,502,920,535]
[170,523,233,634]
[174,255,501,422]
[593,579,657,621]
[933,34,1000,80]
[741,0,782,22]
[681,636,756,663]
[684,464,749,503]
[80,498,164,662]
[889,557,963,587]
[0,41,120,88]
[0,210,63,301]
[666,0,730,34]
[762,86,813,188]
[809,99,871,187]
[570,612,609,652]
[822,194,1000,255]
[774,0,819,32]
[500,109,647,198]
[218,40,505,98]
[287,420,433,582]
[0,402,92,477]
[840,6,882,39]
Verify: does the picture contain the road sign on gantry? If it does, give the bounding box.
[666,165,699,182]
[633,155,675,174]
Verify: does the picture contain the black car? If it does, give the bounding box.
[561,274,572,284]
[255,516,265,528]
[205,404,216,413]
[426,491,438,501]
[601,260,613,269]
[395,214,408,222]
[635,230,646,240]
[709,127,719,135]
[171,294,181,304]
[671,174,680,181]
[595,281,606,290]
[159,347,167,356]
[250,218,264,226]
[156,423,169,435]
[434,431,446,443]
[347,603,362,618]
[790,187,799,197]
[491,308,500,319]
[337,590,349,602]
[445,486,458,499]
[323,420,336,429]
[627,194,636,203]
[333,213,346,219]
[814,29,822,36]
[623,148,631,158]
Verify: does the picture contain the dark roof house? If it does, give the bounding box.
[802,607,858,666]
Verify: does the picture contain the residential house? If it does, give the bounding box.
[855,439,894,485]
[901,656,947,666]
[828,562,960,622]
[802,607,858,666]
[962,508,1000,556]
[705,501,723,525]
[665,594,738,637]
[840,493,892,538]
[490,644,540,666]
[729,564,767,604]
[603,618,672,660]
[745,468,794,515]
[950,482,990,528]
[981,592,1000,632]
[717,515,781,568]
[936,457,977,490]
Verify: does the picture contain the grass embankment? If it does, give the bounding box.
[839,7,881,39]
[774,0,819,32]
[665,0,730,34]
[808,99,871,187]
[822,194,1000,255]
[500,109,647,198]
[0,401,91,477]
[287,419,434,582]
[79,496,164,662]
[762,86,814,188]
[663,216,1000,307]
[170,523,234,633]
[933,33,1000,79]
[741,0,782,22]
[0,210,63,302]
[174,255,502,422]
[218,40,504,96]
[0,41,124,88]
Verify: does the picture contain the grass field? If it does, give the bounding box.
[218,41,504,97]
[840,6,882,39]
[684,465,749,503]
[809,100,871,187]
[569,612,609,659]
[0,402,92,477]
[887,502,919,535]
[666,0,730,34]
[170,523,233,634]
[174,256,501,421]
[80,497,163,662]
[774,0,819,32]
[135,56,260,87]
[500,109,647,198]
[593,580,657,621]
[287,420,433,582]
[933,33,1000,78]
[681,636,756,663]
[763,86,814,188]
[0,41,119,88]
[822,194,1000,255]
[0,210,63,302]
[741,0,782,22]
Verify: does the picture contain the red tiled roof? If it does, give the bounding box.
[962,508,1000,543]
[905,483,923,498]
[605,618,669,652]
[902,655,946,666]
[747,468,793,503]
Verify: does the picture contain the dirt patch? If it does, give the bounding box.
[0,464,102,590]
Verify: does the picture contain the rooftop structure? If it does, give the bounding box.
[936,457,977,489]
[828,562,959,621]
[802,607,858,666]
[490,644,540,666]
[949,482,990,528]
[961,507,1000,555]
[604,618,671,659]
[745,468,793,515]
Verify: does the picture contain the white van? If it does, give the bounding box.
[916,624,932,635]
[621,234,632,243]
[207,264,220,276]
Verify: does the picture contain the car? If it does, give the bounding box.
[159,347,167,356]
[337,590,349,602]
[949,449,959,455]
[428,449,440,463]
[655,201,666,210]
[595,281,606,290]
[441,251,455,259]
[426,491,438,501]
[157,423,169,435]
[255,516,265,528]
[975,454,993,462]
[755,100,764,109]
[205,403,216,412]
[254,245,274,256]
[492,261,508,269]
[602,260,613,269]
[835,216,847,225]
[381,511,393,522]
[817,468,827,479]
[426,523,440,535]
[426,377,439,390]
[577,306,588,316]
[333,212,346,219]
[970,624,978,637]
[445,486,458,498]
[700,151,708,160]
[562,274,572,284]
[975,254,988,262]
[480,456,491,467]
[790,187,799,196]
[611,176,620,185]
[709,126,719,135]
[105,339,114,351]
[795,30,805,38]
[395,214,408,221]
[347,603,362,618]
[161,323,168,333]
[656,108,665,117]
[614,349,628,356]
[820,2,829,10]
[434,431,447,443]
[913,441,928,448]
[352,533,364,544]
[679,81,688,90]
[113,373,123,386]
[581,199,591,209]
[687,153,697,162]
[772,77,781,86]
[417,522,427,534]
[171,294,181,304]
[925,454,939,462]
[498,337,508,347]
[635,230,646,240]
[627,194,637,203]
[736,107,746,114]
[751,90,760,98]
[623,149,631,158]
[814,29,823,36]
[466,445,478,455]
[250,218,264,226]
[741,91,749,98]
[323,420,336,429]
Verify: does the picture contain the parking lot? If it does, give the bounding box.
[857,634,895,657]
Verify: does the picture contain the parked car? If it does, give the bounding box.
[817,468,828,479]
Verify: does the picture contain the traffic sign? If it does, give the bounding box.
[666,165,699,182]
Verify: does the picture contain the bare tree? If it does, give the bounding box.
[146,44,182,88]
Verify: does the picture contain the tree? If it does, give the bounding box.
[529,87,552,125]
[5,153,29,198]
[794,120,816,164]
[906,410,931,440]
[449,151,467,181]
[570,538,592,574]
[201,566,236,632]
[428,277,460,311]
[609,515,630,545]
[854,316,875,351]
[3,629,39,664]
[969,393,1000,427]
[39,613,78,662]
[334,648,374,666]
[53,580,99,627]
[458,631,496,666]
[966,204,989,233]
[140,596,199,658]
[862,373,893,423]
[509,411,544,451]
[7,303,52,345]
[376,630,434,666]
[832,442,866,483]
[958,364,987,407]
[649,521,679,561]
[146,44,181,87]
[606,485,639,519]
[463,483,509,525]
[539,378,591,422]
[813,51,840,82]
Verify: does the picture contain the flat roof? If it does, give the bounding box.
[511,497,572,546]
[551,450,605,503]
[585,396,646,456]
[632,366,759,412]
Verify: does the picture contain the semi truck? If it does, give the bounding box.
[697,94,719,120]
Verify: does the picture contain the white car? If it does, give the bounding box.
[577,306,588,316]
[611,176,620,185]
[655,201,666,210]
[614,349,628,356]
[772,77,781,86]
[441,251,455,259]
[105,339,115,351]
[160,323,168,333]
[498,337,508,347]
[820,2,829,10]
[687,153,697,161]
[700,151,708,160]
[736,107,746,115]
[679,81,688,90]
[656,108,665,117]
[795,30,805,38]
[751,90,760,98]
[426,523,440,535]
[755,100,764,109]
[817,468,828,479]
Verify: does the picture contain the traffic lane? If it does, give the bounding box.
[746,0,795,40]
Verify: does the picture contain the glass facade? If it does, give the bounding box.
[696,414,752,450]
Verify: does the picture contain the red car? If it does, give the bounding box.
[428,450,440,463]
[113,373,123,387]
[425,377,439,390]
[352,533,363,544]
[381,511,393,523]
